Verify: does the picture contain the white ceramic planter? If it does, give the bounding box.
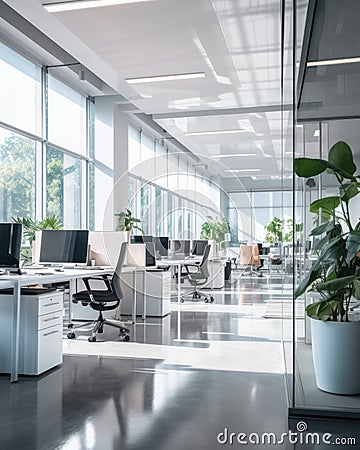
[311,318,360,395]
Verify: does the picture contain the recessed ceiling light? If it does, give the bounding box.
[43,0,156,13]
[314,129,319,137]
[307,57,360,67]
[186,129,249,136]
[211,153,256,158]
[126,72,205,84]
[224,169,261,173]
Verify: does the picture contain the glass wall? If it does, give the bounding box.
[128,124,223,238]
[293,118,360,417]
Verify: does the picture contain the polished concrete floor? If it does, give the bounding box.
[1,274,359,449]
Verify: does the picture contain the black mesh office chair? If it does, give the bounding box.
[181,244,214,303]
[71,242,130,342]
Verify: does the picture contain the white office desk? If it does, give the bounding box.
[0,268,112,383]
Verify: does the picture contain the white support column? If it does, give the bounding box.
[113,107,129,229]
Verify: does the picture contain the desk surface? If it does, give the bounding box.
[0,268,113,286]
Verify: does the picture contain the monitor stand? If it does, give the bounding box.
[8,268,24,275]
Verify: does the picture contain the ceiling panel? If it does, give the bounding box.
[3,0,302,186]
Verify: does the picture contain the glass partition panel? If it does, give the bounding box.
[293,118,360,418]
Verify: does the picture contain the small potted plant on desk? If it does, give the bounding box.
[115,208,143,242]
[294,140,360,394]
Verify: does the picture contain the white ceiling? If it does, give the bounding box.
[4,0,303,183]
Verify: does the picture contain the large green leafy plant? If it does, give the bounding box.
[115,208,143,233]
[264,217,283,243]
[200,216,230,243]
[294,141,360,322]
[12,215,62,244]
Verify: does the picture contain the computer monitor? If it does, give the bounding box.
[154,236,169,257]
[132,235,153,244]
[145,242,156,266]
[39,230,89,265]
[0,223,22,269]
[170,239,190,256]
[191,240,208,256]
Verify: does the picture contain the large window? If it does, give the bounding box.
[0,40,90,230]
[228,190,298,243]
[0,128,36,221]
[46,146,82,228]
[48,75,86,155]
[128,124,223,237]
[0,42,41,135]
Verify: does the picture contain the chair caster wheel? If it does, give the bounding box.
[210,296,215,303]
[121,334,130,342]
[88,336,97,342]
[180,298,184,303]
[204,298,209,303]
[67,332,75,339]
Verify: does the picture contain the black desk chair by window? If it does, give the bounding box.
[181,244,214,303]
[71,242,130,342]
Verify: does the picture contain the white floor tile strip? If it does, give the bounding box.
[63,339,284,374]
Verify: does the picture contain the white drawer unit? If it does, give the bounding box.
[119,270,171,317]
[0,291,64,375]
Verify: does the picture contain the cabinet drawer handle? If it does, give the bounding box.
[43,302,60,307]
[43,330,60,337]
[43,316,60,322]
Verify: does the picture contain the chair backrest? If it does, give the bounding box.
[199,244,211,279]
[239,244,253,265]
[111,242,128,299]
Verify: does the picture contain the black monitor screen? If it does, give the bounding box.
[133,235,153,244]
[39,230,89,264]
[191,240,208,256]
[145,242,156,266]
[171,239,190,256]
[0,223,22,268]
[154,236,169,257]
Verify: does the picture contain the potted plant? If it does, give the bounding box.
[264,217,283,244]
[294,140,360,394]
[200,216,231,250]
[12,215,62,263]
[115,208,143,241]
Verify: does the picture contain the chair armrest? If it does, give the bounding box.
[82,274,112,294]
[182,263,201,275]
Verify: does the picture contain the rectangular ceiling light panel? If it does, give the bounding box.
[44,0,157,13]
[126,72,206,84]
[307,57,360,67]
